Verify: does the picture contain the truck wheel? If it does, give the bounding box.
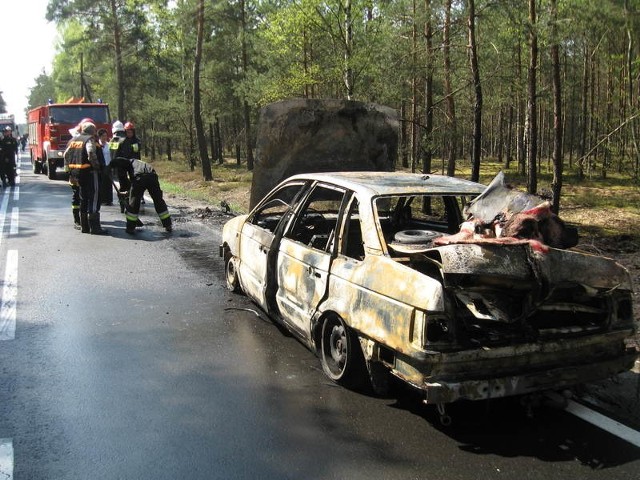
[47,159,56,180]
[31,154,40,174]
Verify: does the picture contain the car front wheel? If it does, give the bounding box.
[224,250,241,293]
[320,315,367,389]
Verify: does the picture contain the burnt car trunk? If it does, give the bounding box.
[418,243,634,349]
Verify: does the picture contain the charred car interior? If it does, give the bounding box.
[220,171,639,418]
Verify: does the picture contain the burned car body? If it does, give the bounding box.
[220,172,638,404]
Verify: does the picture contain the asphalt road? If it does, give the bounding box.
[1,153,639,479]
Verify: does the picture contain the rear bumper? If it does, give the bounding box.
[385,330,640,404]
[419,353,638,404]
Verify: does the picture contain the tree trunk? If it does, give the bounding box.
[193,0,212,181]
[422,0,434,176]
[215,117,223,165]
[343,0,354,99]
[506,105,514,168]
[209,122,215,165]
[444,0,457,177]
[240,0,254,170]
[109,0,125,120]
[578,38,589,180]
[550,0,563,214]
[526,0,538,194]
[625,0,640,179]
[400,102,409,168]
[516,42,526,176]
[411,0,418,172]
[468,0,482,182]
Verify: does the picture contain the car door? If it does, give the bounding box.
[274,184,348,339]
[238,182,307,310]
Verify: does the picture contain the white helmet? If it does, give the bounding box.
[112,120,125,133]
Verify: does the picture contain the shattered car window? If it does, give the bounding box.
[250,182,306,233]
[374,194,467,253]
[285,184,346,252]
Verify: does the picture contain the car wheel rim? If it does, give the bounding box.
[322,318,348,379]
[329,324,347,369]
[225,255,238,291]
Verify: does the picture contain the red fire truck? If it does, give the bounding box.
[27,98,111,179]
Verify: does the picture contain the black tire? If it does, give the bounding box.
[47,159,56,180]
[224,250,241,293]
[320,315,367,389]
[32,154,40,174]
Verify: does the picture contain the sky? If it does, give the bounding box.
[3,0,58,124]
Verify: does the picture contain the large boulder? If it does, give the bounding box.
[250,98,399,208]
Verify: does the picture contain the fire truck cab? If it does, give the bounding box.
[27,98,111,179]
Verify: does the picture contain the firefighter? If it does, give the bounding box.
[64,119,108,235]
[110,156,172,234]
[109,121,127,196]
[0,126,18,187]
[114,121,141,194]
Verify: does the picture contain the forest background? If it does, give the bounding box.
[4,0,639,242]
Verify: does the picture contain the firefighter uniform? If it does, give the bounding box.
[0,127,18,187]
[115,122,141,194]
[109,121,127,199]
[112,157,172,234]
[64,123,108,235]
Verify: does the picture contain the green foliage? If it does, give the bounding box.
[31,0,640,185]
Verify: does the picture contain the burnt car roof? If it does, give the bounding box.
[286,171,487,197]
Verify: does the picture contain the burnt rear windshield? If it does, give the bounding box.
[49,106,111,124]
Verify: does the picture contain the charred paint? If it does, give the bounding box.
[220,172,639,405]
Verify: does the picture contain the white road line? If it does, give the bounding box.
[0,439,13,479]
[9,208,17,235]
[0,250,18,341]
[11,185,18,201]
[0,192,8,246]
[567,399,640,448]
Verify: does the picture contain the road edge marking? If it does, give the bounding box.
[0,438,13,480]
[0,250,18,341]
[566,399,640,448]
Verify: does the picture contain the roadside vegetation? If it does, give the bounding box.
[156,155,640,248]
[24,0,640,219]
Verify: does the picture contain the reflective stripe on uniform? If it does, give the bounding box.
[158,210,170,220]
[68,163,92,169]
[125,212,139,222]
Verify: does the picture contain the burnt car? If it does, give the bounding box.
[219,172,638,406]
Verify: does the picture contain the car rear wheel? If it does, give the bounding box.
[320,315,367,389]
[224,250,241,293]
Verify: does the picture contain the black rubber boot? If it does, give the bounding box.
[80,213,90,234]
[125,220,137,235]
[89,213,108,235]
[161,217,173,232]
[73,210,81,230]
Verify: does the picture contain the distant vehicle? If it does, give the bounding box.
[27,98,111,179]
[220,171,638,413]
